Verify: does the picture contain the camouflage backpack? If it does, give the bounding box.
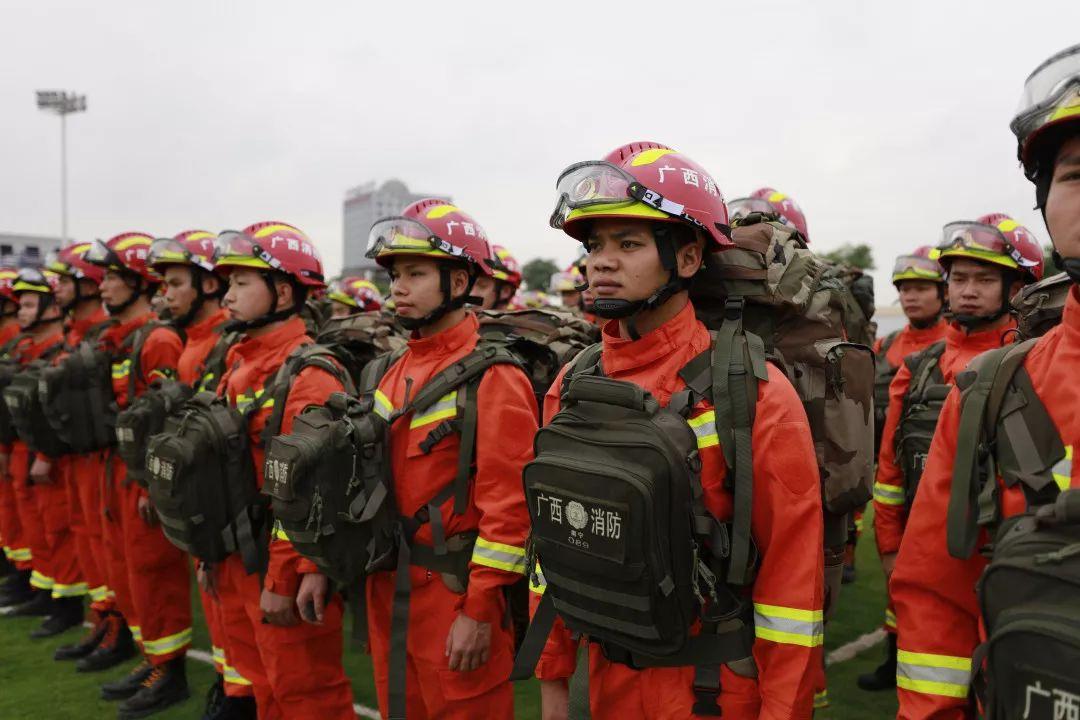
[1012,271,1071,341]
[821,262,878,348]
[312,311,407,387]
[692,212,876,519]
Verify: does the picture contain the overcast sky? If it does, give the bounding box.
[4,0,1079,305]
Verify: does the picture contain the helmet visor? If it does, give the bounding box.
[892,255,943,281]
[727,197,775,221]
[1012,44,1080,144]
[365,217,479,264]
[148,237,195,268]
[549,161,637,229]
[13,267,53,294]
[327,279,359,308]
[213,230,274,270]
[84,239,122,269]
[939,222,1012,256]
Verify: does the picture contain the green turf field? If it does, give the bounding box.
[0,507,899,719]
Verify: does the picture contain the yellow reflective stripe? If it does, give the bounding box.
[142,627,193,656]
[131,625,143,643]
[753,602,824,648]
[885,609,897,629]
[374,390,394,420]
[111,358,132,379]
[874,481,906,506]
[854,515,865,532]
[8,547,31,561]
[1053,445,1073,491]
[896,650,971,698]
[147,368,174,382]
[529,562,547,595]
[223,663,253,686]
[271,520,289,542]
[29,570,54,589]
[211,646,225,666]
[89,585,109,602]
[471,537,527,574]
[51,582,88,598]
[235,387,275,413]
[410,390,458,429]
[813,690,829,709]
[687,410,718,449]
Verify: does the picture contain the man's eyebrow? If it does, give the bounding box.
[1058,151,1080,167]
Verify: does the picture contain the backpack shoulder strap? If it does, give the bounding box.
[558,342,603,400]
[197,330,241,393]
[258,343,354,447]
[879,329,900,357]
[127,321,182,401]
[903,340,947,402]
[947,339,1039,559]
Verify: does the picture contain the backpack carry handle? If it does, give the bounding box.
[1037,489,1080,526]
[565,374,658,413]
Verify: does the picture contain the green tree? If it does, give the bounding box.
[523,258,560,292]
[1044,244,1062,274]
[820,243,875,271]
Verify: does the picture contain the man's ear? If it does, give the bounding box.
[676,234,706,279]
[201,272,223,297]
[275,278,296,310]
[449,267,471,299]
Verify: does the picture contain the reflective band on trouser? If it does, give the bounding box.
[753,602,824,647]
[89,585,110,603]
[814,690,829,709]
[223,662,252,687]
[885,608,897,630]
[896,650,972,698]
[1053,445,1074,491]
[874,481,906,506]
[688,410,719,449]
[373,389,394,420]
[410,390,457,429]
[29,570,54,590]
[7,547,31,562]
[212,646,225,672]
[529,562,547,595]
[142,627,192,658]
[51,581,88,598]
[471,538,527,574]
[131,626,143,644]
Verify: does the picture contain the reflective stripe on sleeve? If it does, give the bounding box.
[753,602,824,647]
[885,608,897,630]
[896,650,972,698]
[687,411,719,449]
[223,663,253,687]
[874,481,906,506]
[410,391,458,429]
[29,570,54,590]
[373,390,394,420]
[471,537,527,574]
[142,627,193,657]
[111,359,132,380]
[1053,445,1073,491]
[51,581,88,598]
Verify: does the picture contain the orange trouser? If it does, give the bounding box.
[34,458,83,599]
[69,452,112,610]
[0,461,30,570]
[101,456,192,663]
[197,564,253,698]
[10,445,49,589]
[366,569,515,720]
[216,553,354,720]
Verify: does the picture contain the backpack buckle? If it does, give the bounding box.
[723,297,745,321]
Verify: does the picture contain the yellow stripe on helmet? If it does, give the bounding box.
[252,223,305,240]
[424,204,463,220]
[937,246,1020,270]
[630,148,677,166]
[115,235,153,251]
[565,201,669,225]
[215,254,272,270]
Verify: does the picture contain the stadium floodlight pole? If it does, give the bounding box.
[36,90,87,242]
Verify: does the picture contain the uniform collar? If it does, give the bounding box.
[906,317,946,344]
[406,312,478,358]
[233,316,308,362]
[24,327,64,356]
[67,307,109,336]
[601,301,700,375]
[102,311,155,348]
[945,316,1015,351]
[187,307,229,343]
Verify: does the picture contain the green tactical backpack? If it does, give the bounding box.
[0,336,26,445]
[1011,271,1071,341]
[511,301,765,717]
[873,330,901,459]
[944,335,1079,718]
[691,212,876,520]
[3,345,71,459]
[145,344,348,573]
[894,341,949,507]
[38,320,120,453]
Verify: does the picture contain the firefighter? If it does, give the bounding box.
[533,143,824,719]
[210,222,356,719]
[471,244,522,310]
[297,199,537,719]
[891,43,1080,718]
[326,276,383,318]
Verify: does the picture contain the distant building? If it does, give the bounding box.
[0,232,64,268]
[341,180,450,278]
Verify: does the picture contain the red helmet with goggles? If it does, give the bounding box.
[213,222,326,289]
[367,199,495,276]
[933,213,1044,283]
[148,230,218,273]
[85,232,159,284]
[892,246,946,285]
[47,242,106,285]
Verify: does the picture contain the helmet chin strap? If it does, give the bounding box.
[173,268,225,329]
[22,294,64,333]
[397,264,479,332]
[62,278,101,313]
[105,275,148,316]
[945,270,1016,330]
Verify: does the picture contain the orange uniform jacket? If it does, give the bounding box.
[873,319,948,371]
[873,319,1015,556]
[177,308,229,387]
[533,302,824,720]
[892,289,1080,718]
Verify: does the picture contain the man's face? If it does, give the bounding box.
[99,270,135,309]
[583,219,669,305]
[162,265,198,318]
[17,293,40,329]
[946,259,1006,318]
[389,258,465,321]
[330,300,354,319]
[471,274,498,310]
[224,268,273,322]
[1046,134,1080,259]
[55,275,77,308]
[896,280,944,324]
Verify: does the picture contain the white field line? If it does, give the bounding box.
[825,627,886,667]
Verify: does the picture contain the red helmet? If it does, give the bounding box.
[213,221,326,288]
[148,230,217,273]
[85,232,159,284]
[1011,43,1080,179]
[46,242,106,284]
[489,245,522,289]
[327,277,382,312]
[0,267,21,305]
[892,245,946,285]
[552,146,731,251]
[933,212,1045,283]
[744,187,810,241]
[602,141,674,165]
[11,267,60,296]
[367,199,495,276]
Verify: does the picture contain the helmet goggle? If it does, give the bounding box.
[84,239,127,271]
[148,237,214,272]
[936,221,1037,270]
[212,230,323,284]
[549,160,713,237]
[727,197,776,220]
[1011,44,1080,150]
[892,255,944,282]
[365,217,479,264]
[45,250,75,277]
[327,279,371,307]
[12,267,54,294]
